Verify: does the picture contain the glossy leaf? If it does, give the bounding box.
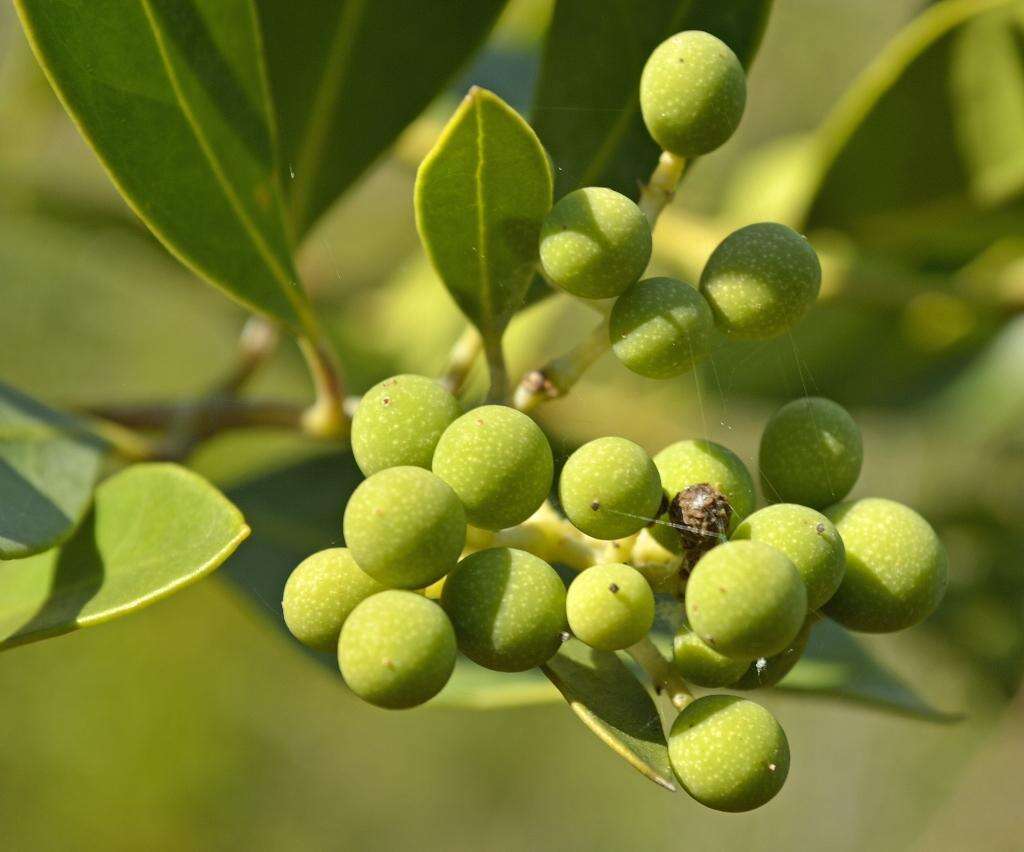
[14,0,313,332]
[415,87,553,342]
[259,0,507,238]
[532,0,773,200]
[0,463,249,649]
[542,640,675,790]
[0,382,105,560]
[799,0,1024,267]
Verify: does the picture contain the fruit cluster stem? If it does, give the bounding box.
[638,151,687,225]
[439,326,483,396]
[627,637,693,710]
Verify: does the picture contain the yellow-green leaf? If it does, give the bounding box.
[0,463,249,650]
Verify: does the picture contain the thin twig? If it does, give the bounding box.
[439,326,482,396]
[627,636,693,711]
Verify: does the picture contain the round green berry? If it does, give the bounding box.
[669,695,789,812]
[566,563,655,650]
[732,615,813,690]
[432,405,553,531]
[282,548,386,652]
[640,31,747,158]
[441,547,566,671]
[343,466,466,590]
[351,374,461,476]
[759,396,862,509]
[699,222,821,340]
[732,504,845,611]
[673,624,750,688]
[609,277,715,379]
[539,187,652,299]
[651,439,756,553]
[823,498,947,632]
[686,540,807,659]
[338,591,456,709]
[559,437,663,540]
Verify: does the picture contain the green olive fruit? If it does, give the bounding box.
[338,591,456,709]
[759,396,863,509]
[539,187,652,299]
[672,623,751,688]
[566,563,655,650]
[559,436,663,540]
[823,498,947,632]
[343,466,466,589]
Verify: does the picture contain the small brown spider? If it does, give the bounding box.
[668,482,732,565]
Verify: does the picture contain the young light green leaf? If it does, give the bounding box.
[532,0,772,199]
[13,0,313,333]
[798,0,1024,267]
[415,87,553,343]
[542,640,675,791]
[0,463,249,650]
[0,382,105,560]
[258,0,508,238]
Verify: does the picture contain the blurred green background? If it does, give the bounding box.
[2,0,1022,849]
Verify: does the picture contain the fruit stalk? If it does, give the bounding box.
[638,151,687,225]
[626,636,693,710]
[512,316,610,412]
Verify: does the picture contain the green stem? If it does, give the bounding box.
[513,316,610,412]
[638,151,687,226]
[626,637,693,711]
[298,335,349,440]
[439,326,482,396]
[484,334,509,404]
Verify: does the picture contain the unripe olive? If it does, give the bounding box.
[686,540,807,659]
[759,396,862,509]
[699,222,821,340]
[432,405,553,531]
[651,439,755,553]
[282,548,386,652]
[441,547,567,671]
[566,563,655,650]
[732,615,814,690]
[559,437,663,540]
[669,695,789,812]
[338,591,456,709]
[732,504,845,611]
[823,498,947,632]
[343,466,466,589]
[351,374,461,476]
[673,623,750,688]
[609,277,715,379]
[640,31,747,158]
[539,187,652,299]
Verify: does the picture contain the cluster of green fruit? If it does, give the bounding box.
[539,31,821,381]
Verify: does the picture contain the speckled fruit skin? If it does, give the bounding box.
[559,437,663,540]
[282,548,386,652]
[699,222,821,340]
[759,396,862,509]
[609,277,715,379]
[822,498,948,633]
[669,695,789,812]
[732,504,845,611]
[639,31,746,158]
[539,187,652,299]
[338,591,456,709]
[351,374,461,476]
[651,439,755,553]
[686,540,807,659]
[673,624,750,688]
[566,563,655,650]
[343,466,466,589]
[441,547,567,672]
[732,615,813,690]
[432,405,553,531]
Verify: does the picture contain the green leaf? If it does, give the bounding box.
[0,463,249,649]
[542,640,675,791]
[13,0,312,333]
[778,619,960,722]
[532,0,773,200]
[259,0,508,238]
[799,0,1024,267]
[0,382,105,560]
[415,87,553,342]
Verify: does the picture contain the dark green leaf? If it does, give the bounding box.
[801,0,1024,267]
[259,0,507,238]
[0,463,249,649]
[0,382,105,560]
[415,87,553,341]
[14,0,313,332]
[532,0,773,200]
[543,640,675,790]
